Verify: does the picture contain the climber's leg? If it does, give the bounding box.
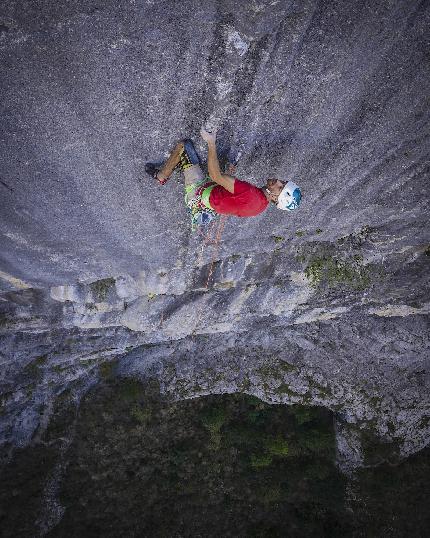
[183,164,205,186]
[176,139,203,186]
[145,141,184,185]
[157,141,184,182]
[150,139,204,185]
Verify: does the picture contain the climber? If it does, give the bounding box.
[145,127,301,230]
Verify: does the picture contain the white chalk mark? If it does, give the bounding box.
[226,27,250,57]
[368,303,430,318]
[0,269,31,289]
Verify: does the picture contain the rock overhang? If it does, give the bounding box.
[0,0,429,475]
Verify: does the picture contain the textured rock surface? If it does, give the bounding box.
[1,0,428,286]
[0,0,429,489]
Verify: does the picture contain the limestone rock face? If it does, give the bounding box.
[0,0,429,480]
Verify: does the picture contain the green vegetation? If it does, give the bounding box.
[337,225,375,246]
[257,360,296,380]
[276,383,301,397]
[34,354,47,366]
[23,355,48,377]
[90,277,115,301]
[130,404,152,424]
[306,375,333,397]
[118,378,145,401]
[295,230,306,237]
[256,361,302,400]
[239,375,252,392]
[265,435,290,457]
[250,453,273,469]
[272,235,284,243]
[290,406,313,425]
[201,405,227,449]
[45,386,348,537]
[279,360,297,373]
[304,254,371,289]
[98,361,115,380]
[2,381,429,537]
[359,224,375,237]
[257,364,283,381]
[315,228,323,234]
[295,254,306,263]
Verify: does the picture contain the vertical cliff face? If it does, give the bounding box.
[0,0,429,531]
[0,0,428,286]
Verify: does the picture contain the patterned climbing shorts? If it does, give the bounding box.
[185,176,218,231]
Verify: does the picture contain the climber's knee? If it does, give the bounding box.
[184,164,205,186]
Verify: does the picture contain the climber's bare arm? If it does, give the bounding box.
[206,141,235,193]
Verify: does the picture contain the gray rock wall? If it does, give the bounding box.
[0,0,428,286]
[0,0,429,475]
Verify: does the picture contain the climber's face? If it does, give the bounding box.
[265,178,286,204]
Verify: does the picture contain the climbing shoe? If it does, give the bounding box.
[145,162,169,185]
[177,139,201,171]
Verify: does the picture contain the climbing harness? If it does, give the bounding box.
[185,178,219,231]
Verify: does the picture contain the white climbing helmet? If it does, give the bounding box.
[277,181,302,211]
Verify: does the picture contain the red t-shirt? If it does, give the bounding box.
[209,179,269,217]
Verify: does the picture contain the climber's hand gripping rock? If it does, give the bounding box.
[200,126,217,144]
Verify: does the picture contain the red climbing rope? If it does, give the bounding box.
[204,215,227,289]
[159,216,227,329]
